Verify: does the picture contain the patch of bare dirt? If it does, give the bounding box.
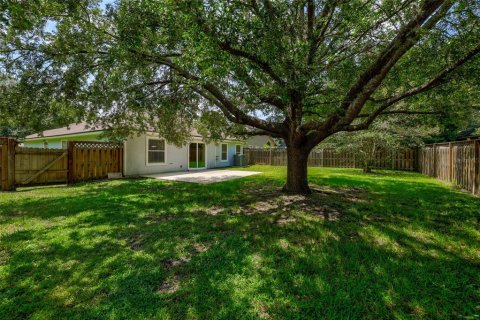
[238,185,370,219]
[239,189,346,220]
[256,303,271,319]
[192,242,210,253]
[311,186,368,201]
[297,202,342,220]
[127,234,143,251]
[157,274,181,294]
[247,201,281,214]
[205,206,224,216]
[163,255,191,268]
[276,215,297,225]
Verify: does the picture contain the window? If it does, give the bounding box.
[147,138,166,164]
[221,143,228,161]
[235,144,242,155]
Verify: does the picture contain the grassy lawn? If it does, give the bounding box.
[0,166,479,319]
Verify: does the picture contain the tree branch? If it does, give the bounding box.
[357,110,444,117]
[336,0,453,125]
[349,40,480,130]
[218,41,285,86]
[231,128,284,138]
[307,0,337,65]
[374,41,480,107]
[150,56,283,135]
[302,0,453,136]
[307,0,314,41]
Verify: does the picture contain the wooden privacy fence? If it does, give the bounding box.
[419,140,479,195]
[15,147,68,185]
[68,141,124,183]
[0,138,123,191]
[244,147,418,171]
[245,139,480,195]
[0,138,16,191]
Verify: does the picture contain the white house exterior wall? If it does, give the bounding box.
[124,134,243,176]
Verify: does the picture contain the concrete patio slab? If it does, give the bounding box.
[142,169,261,184]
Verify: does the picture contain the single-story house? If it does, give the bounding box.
[23,122,245,176]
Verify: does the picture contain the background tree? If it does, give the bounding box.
[0,76,83,137]
[325,118,439,173]
[1,0,480,193]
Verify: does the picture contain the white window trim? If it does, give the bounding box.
[235,144,243,155]
[146,136,167,166]
[220,143,228,162]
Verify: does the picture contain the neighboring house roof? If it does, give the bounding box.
[25,122,103,140]
[246,135,277,148]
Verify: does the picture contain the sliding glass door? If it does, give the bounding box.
[189,143,206,169]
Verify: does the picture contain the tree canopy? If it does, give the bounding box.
[1,0,479,192]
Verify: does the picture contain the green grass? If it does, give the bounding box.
[1,166,479,319]
[189,161,206,169]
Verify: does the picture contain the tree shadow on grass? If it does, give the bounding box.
[1,170,479,319]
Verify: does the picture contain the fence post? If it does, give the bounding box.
[0,138,16,191]
[415,147,420,172]
[67,141,74,184]
[7,139,16,190]
[0,138,4,190]
[269,148,273,166]
[391,150,395,170]
[449,142,453,182]
[473,140,479,195]
[432,144,437,177]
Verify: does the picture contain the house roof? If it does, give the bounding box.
[25,122,244,142]
[25,122,103,139]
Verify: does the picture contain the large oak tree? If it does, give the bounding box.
[1,0,480,193]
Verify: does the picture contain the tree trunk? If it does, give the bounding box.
[283,145,311,194]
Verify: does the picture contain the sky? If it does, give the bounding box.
[44,0,116,33]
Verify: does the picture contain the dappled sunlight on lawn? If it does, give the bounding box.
[0,166,479,319]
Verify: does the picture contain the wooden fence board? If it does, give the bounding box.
[0,139,124,191]
[68,141,123,182]
[245,147,418,171]
[246,141,479,195]
[419,139,480,195]
[15,148,68,185]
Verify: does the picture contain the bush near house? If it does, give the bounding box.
[0,166,479,319]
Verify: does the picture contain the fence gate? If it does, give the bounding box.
[15,148,68,186]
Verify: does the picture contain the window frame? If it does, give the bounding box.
[220,143,228,162]
[235,144,242,155]
[146,137,167,166]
